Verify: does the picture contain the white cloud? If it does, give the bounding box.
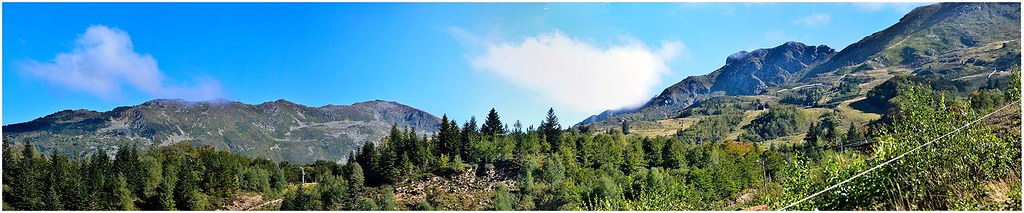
[794,14,831,26]
[460,29,685,114]
[17,25,224,101]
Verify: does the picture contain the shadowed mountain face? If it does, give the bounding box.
[3,99,441,163]
[580,2,1021,128]
[581,42,835,125]
[714,42,835,96]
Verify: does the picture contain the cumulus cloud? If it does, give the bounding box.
[17,25,223,100]
[794,14,831,26]
[460,29,685,114]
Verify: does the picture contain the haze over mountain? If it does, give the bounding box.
[2,99,441,163]
[580,2,1021,128]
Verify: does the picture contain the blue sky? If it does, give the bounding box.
[2,2,928,126]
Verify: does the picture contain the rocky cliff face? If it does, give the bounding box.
[579,42,834,126]
[712,42,835,95]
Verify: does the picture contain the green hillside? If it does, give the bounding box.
[1,2,1020,211]
[580,2,1021,138]
[2,99,441,163]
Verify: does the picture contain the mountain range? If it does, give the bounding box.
[579,2,1021,129]
[2,99,441,163]
[3,2,1020,164]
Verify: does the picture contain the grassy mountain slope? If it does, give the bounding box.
[2,99,441,163]
[581,2,1021,137]
[806,2,1021,78]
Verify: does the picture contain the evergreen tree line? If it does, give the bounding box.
[276,107,773,210]
[3,68,1020,210]
[2,142,287,210]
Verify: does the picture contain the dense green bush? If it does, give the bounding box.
[741,105,811,142]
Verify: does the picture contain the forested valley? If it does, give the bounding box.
[3,68,1020,210]
[3,2,1021,210]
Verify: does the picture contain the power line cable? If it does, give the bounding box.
[778,100,1019,211]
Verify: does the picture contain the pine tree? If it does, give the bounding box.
[521,169,536,196]
[444,119,461,157]
[465,116,478,133]
[402,127,428,168]
[345,162,365,210]
[356,141,379,186]
[174,157,207,210]
[399,153,413,180]
[9,142,45,210]
[413,134,429,168]
[270,165,287,192]
[114,143,143,199]
[493,184,513,210]
[2,137,16,183]
[388,123,402,148]
[346,162,365,192]
[461,117,478,159]
[111,174,137,210]
[378,141,400,184]
[44,185,63,210]
[481,108,505,136]
[280,187,298,210]
[543,155,565,184]
[438,114,453,155]
[824,122,840,146]
[844,122,862,142]
[319,175,348,210]
[803,123,822,159]
[45,151,71,210]
[137,155,163,199]
[539,108,562,150]
[282,184,321,210]
[661,139,686,169]
[157,179,176,210]
[86,150,113,210]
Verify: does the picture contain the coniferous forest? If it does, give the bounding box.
[2,2,1022,211]
[3,68,1021,210]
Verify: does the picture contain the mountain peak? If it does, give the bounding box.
[141,99,191,107]
[274,99,293,104]
[726,42,833,65]
[711,42,835,95]
[726,51,751,64]
[580,2,1019,128]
